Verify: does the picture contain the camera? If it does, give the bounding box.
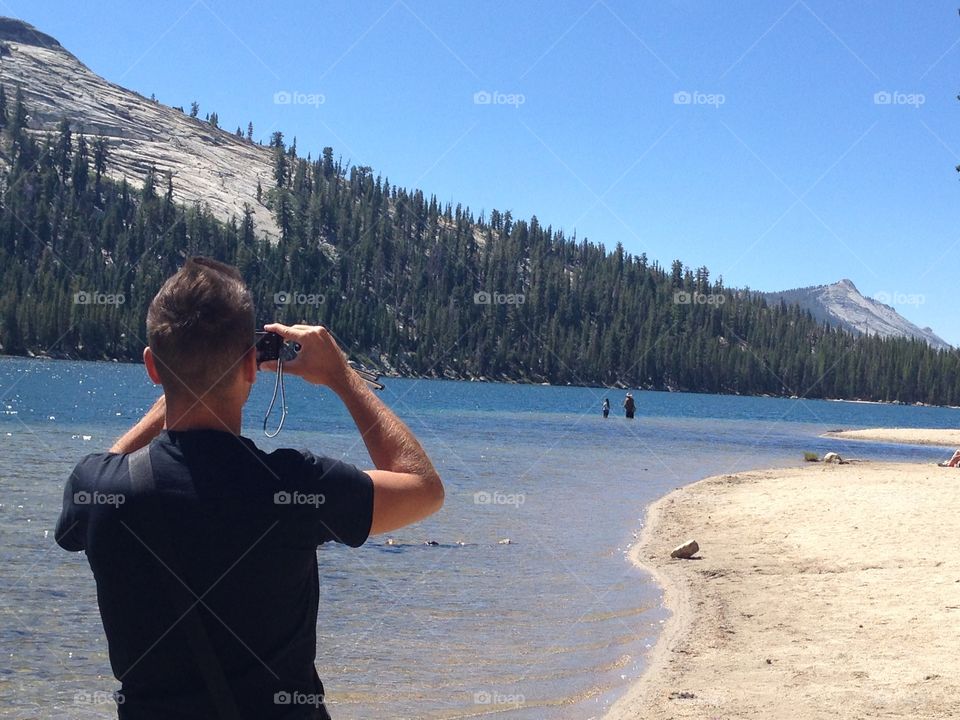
[255,331,283,366]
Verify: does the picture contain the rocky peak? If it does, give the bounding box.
[0,16,280,240]
[762,279,951,350]
[0,17,65,52]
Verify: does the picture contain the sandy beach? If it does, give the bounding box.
[824,428,960,448]
[605,461,960,720]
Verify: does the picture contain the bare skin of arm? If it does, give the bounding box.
[109,396,166,454]
[263,323,444,534]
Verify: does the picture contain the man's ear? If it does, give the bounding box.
[143,347,163,385]
[243,346,257,385]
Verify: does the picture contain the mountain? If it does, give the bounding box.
[4,17,960,405]
[762,279,951,350]
[0,17,280,239]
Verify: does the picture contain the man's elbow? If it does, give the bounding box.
[425,472,444,515]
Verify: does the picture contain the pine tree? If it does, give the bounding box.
[10,85,27,138]
[3,94,960,403]
[270,132,287,187]
[92,135,109,194]
[54,118,73,181]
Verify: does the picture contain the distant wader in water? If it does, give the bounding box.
[623,393,635,419]
[602,398,610,418]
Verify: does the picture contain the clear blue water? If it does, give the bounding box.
[0,357,956,719]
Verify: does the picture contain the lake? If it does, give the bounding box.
[0,357,954,719]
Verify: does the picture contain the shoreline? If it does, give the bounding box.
[604,460,960,719]
[824,427,960,448]
[7,355,960,402]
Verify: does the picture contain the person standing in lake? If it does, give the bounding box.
[623,392,636,419]
[55,257,444,720]
[602,398,610,418]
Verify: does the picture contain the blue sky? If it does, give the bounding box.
[8,1,960,343]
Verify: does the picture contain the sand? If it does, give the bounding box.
[824,428,960,448]
[605,462,960,720]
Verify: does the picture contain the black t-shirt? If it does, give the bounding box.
[55,429,374,720]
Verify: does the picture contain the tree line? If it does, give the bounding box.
[2,87,959,404]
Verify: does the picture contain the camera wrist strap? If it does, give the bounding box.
[262,355,287,438]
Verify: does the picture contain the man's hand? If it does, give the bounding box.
[262,323,352,390]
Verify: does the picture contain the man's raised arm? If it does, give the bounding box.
[109,396,165,454]
[264,323,444,534]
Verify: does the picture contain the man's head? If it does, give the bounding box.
[145,257,255,405]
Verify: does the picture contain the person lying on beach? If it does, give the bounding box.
[938,449,960,467]
[55,257,444,720]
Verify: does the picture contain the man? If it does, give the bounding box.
[623,392,635,419]
[55,257,444,719]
